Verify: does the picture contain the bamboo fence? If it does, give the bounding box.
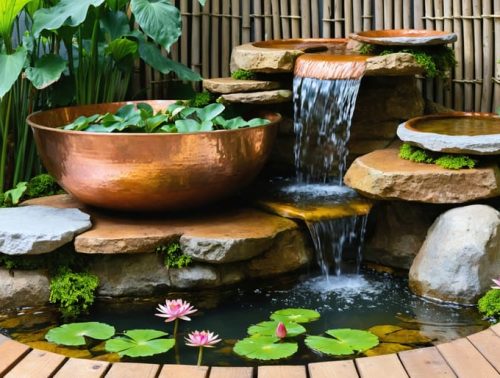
[142,0,500,113]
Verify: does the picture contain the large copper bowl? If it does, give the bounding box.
[27,100,280,212]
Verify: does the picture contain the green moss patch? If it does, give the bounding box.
[399,143,477,170]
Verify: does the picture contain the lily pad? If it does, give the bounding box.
[364,342,412,357]
[247,321,306,338]
[233,336,298,361]
[45,322,115,346]
[305,329,379,356]
[270,308,320,323]
[105,329,175,357]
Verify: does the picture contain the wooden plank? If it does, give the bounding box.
[492,323,500,336]
[398,347,456,378]
[210,366,253,378]
[0,340,31,376]
[437,338,499,378]
[0,334,10,346]
[309,360,359,378]
[54,358,110,378]
[258,365,307,378]
[355,354,409,378]
[158,364,209,378]
[5,349,66,378]
[105,362,159,378]
[467,329,500,373]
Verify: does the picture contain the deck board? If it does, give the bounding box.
[4,349,66,378]
[158,364,209,378]
[309,360,359,378]
[467,329,500,373]
[437,338,499,378]
[258,365,307,378]
[491,323,500,337]
[355,354,409,378]
[104,362,159,378]
[0,340,31,376]
[398,347,456,377]
[54,358,110,378]
[209,366,253,378]
[0,334,10,346]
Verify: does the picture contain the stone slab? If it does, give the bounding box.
[344,148,500,203]
[0,206,91,255]
[203,77,281,94]
[23,195,300,264]
[220,89,292,104]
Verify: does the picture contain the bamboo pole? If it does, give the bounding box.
[210,0,220,78]
[394,0,403,29]
[264,0,272,39]
[280,0,291,39]
[433,0,444,104]
[201,0,210,79]
[362,0,372,30]
[374,0,383,29]
[402,0,411,28]
[423,0,434,101]
[231,0,240,47]
[481,0,494,111]
[353,0,362,32]
[384,0,393,29]
[221,0,230,75]
[253,0,262,41]
[191,1,202,80]
[323,0,332,37]
[180,0,189,67]
[291,0,300,38]
[301,0,311,38]
[271,0,281,39]
[311,0,320,37]
[443,0,453,107]
[493,0,500,110]
[242,0,251,43]
[414,0,424,29]
[462,0,473,111]
[472,0,482,111]
[334,1,342,37]
[452,0,464,110]
[344,0,352,36]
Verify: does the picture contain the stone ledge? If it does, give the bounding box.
[344,148,500,203]
[219,89,292,104]
[203,77,281,94]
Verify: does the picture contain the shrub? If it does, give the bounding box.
[478,289,500,320]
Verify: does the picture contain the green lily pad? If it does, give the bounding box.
[270,308,320,323]
[305,329,379,356]
[247,321,306,338]
[233,336,298,361]
[46,322,115,346]
[105,329,175,357]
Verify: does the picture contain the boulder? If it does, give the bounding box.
[230,43,303,73]
[409,205,500,304]
[0,206,91,255]
[365,53,425,76]
[168,264,220,289]
[344,149,500,203]
[219,90,292,104]
[0,269,50,308]
[203,77,281,94]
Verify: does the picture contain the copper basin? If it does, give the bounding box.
[27,101,280,212]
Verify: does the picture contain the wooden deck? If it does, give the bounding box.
[1,324,499,378]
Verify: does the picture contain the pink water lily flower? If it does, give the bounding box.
[185,330,221,348]
[155,299,197,322]
[492,278,500,289]
[276,322,287,339]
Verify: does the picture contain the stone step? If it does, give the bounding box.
[203,77,281,94]
[219,89,292,104]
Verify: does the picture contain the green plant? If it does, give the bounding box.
[399,143,477,169]
[231,69,256,80]
[156,243,192,269]
[358,43,376,55]
[46,322,115,346]
[106,329,175,357]
[0,247,84,272]
[185,91,215,108]
[63,102,271,133]
[435,155,476,169]
[478,289,500,320]
[49,268,99,319]
[26,173,60,198]
[305,329,379,356]
[399,143,434,164]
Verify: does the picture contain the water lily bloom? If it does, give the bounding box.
[185,330,221,348]
[492,278,500,289]
[155,299,197,322]
[276,322,287,339]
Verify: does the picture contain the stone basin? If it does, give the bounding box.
[349,29,457,46]
[397,112,500,155]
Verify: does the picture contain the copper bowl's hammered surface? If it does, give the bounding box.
[27,101,280,212]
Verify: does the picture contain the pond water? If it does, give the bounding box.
[1,269,488,366]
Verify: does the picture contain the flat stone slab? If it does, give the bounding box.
[0,206,91,255]
[220,89,292,104]
[23,195,299,263]
[203,77,281,94]
[344,148,500,203]
[349,30,457,46]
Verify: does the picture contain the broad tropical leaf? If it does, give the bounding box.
[106,39,138,62]
[100,10,129,41]
[131,0,181,51]
[25,54,66,89]
[46,322,115,346]
[305,329,379,356]
[105,0,128,10]
[233,336,297,361]
[4,182,27,205]
[247,321,306,338]
[105,329,175,357]
[196,103,225,122]
[33,0,105,37]
[0,47,27,99]
[0,0,32,40]
[270,308,320,324]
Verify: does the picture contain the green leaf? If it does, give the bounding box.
[4,182,28,205]
[198,0,206,6]
[247,321,306,338]
[138,40,201,81]
[105,0,128,11]
[105,329,174,357]
[33,0,105,37]
[25,54,67,89]
[305,329,379,356]
[46,322,115,346]
[0,0,32,40]
[100,10,130,41]
[137,103,154,118]
[175,119,201,133]
[223,117,248,130]
[270,308,321,324]
[0,47,27,99]
[130,0,180,51]
[233,336,297,361]
[196,103,225,122]
[105,38,138,62]
[247,118,271,127]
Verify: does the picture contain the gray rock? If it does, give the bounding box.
[203,77,281,94]
[409,205,500,304]
[0,269,50,309]
[169,264,220,289]
[220,90,292,104]
[0,206,91,255]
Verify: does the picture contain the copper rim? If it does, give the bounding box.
[404,112,500,133]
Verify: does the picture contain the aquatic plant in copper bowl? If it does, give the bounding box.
[27,100,280,212]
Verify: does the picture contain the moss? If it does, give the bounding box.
[435,155,476,169]
[0,247,86,273]
[231,69,256,80]
[49,268,99,320]
[399,143,476,169]
[156,242,192,269]
[26,174,60,198]
[358,43,376,55]
[399,143,434,164]
[478,289,500,320]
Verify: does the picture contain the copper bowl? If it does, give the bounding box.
[27,100,280,212]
